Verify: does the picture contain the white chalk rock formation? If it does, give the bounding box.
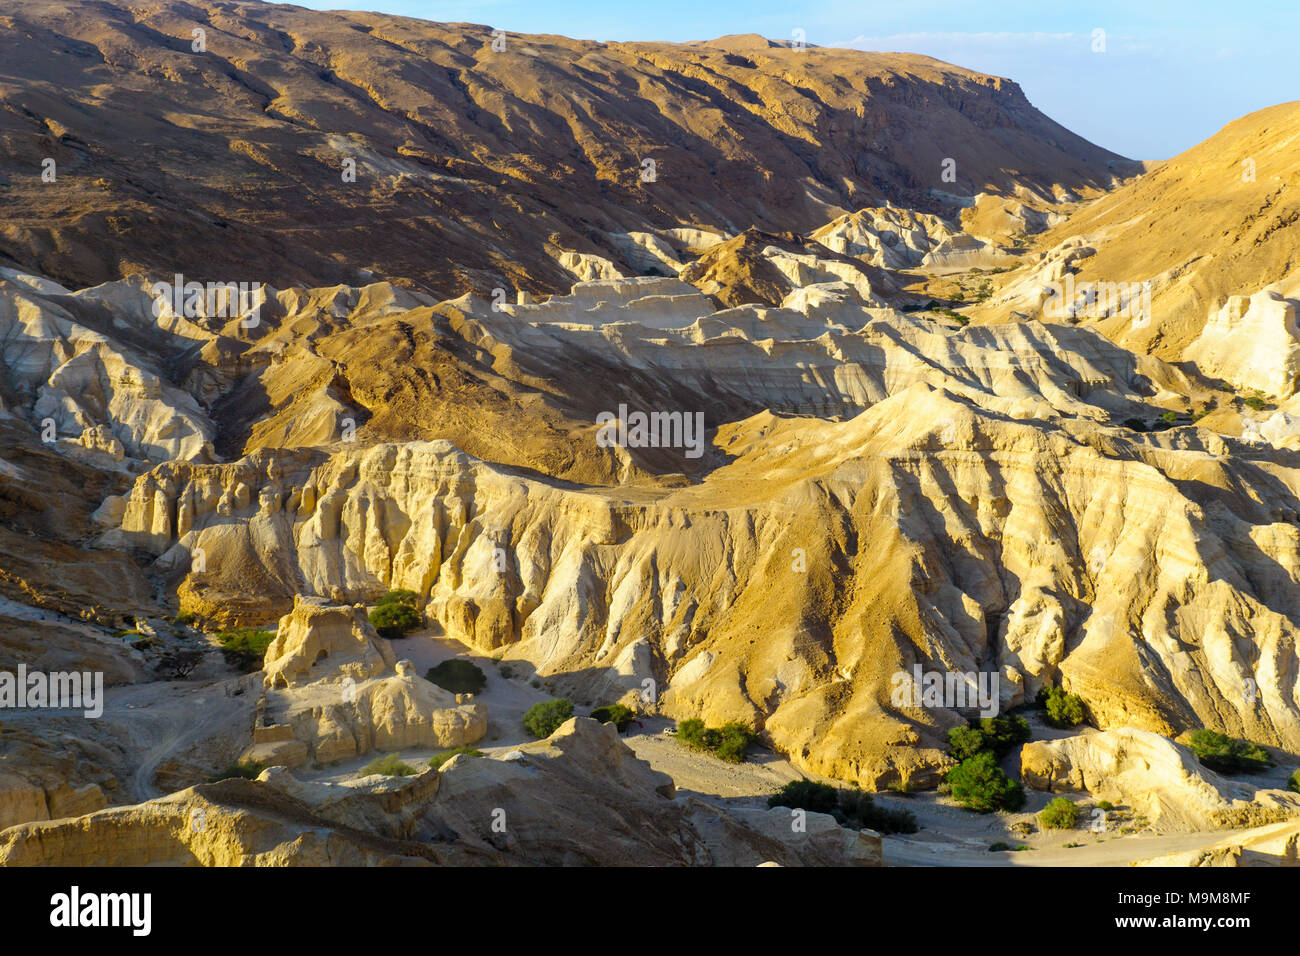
[1186,289,1300,398]
[1021,728,1300,830]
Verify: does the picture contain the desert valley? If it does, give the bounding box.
[0,0,1297,879]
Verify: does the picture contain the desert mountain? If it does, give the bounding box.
[2,0,1299,869]
[0,0,1132,298]
[971,102,1300,394]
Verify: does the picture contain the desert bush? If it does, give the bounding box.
[674,718,755,763]
[589,703,635,732]
[948,715,1031,762]
[946,751,1025,813]
[947,725,989,761]
[1289,770,1300,794]
[523,698,574,738]
[376,589,420,608]
[360,753,417,777]
[1036,685,1086,728]
[835,787,919,834]
[978,715,1032,754]
[767,779,919,835]
[369,601,421,638]
[215,627,275,672]
[1039,797,1080,829]
[949,715,1031,761]
[425,659,486,694]
[211,759,263,782]
[1188,729,1274,774]
[428,746,483,770]
[768,779,840,815]
[675,718,709,749]
[715,722,755,762]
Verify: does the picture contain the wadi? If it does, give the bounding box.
[0,0,1297,870]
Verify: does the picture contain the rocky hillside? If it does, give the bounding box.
[2,0,1300,869]
[970,102,1300,383]
[0,0,1132,298]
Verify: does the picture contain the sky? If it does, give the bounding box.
[295,1,1297,160]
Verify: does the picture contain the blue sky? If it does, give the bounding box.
[295,1,1296,160]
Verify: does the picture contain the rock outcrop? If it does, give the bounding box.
[262,597,394,690]
[1186,289,1300,399]
[1021,728,1300,830]
[0,718,882,866]
[250,596,487,766]
[1133,820,1300,866]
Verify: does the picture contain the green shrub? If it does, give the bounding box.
[1244,395,1268,411]
[1039,797,1080,829]
[211,759,263,782]
[1288,770,1300,794]
[768,779,839,815]
[715,722,756,763]
[1037,685,1086,728]
[933,306,970,326]
[1096,800,1115,811]
[835,787,919,835]
[948,715,1030,762]
[988,841,1030,852]
[425,659,486,694]
[977,715,1031,755]
[376,589,420,608]
[590,703,635,732]
[523,698,574,738]
[428,746,483,770]
[674,718,754,763]
[767,779,918,835]
[675,718,708,749]
[369,601,421,638]
[1188,729,1274,775]
[947,725,989,761]
[946,751,1025,813]
[360,753,417,777]
[215,627,275,672]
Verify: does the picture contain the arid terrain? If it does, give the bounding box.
[0,0,1298,868]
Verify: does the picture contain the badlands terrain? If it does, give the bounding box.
[0,0,1299,866]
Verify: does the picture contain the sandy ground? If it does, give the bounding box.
[2,616,1286,865]
[314,633,1268,866]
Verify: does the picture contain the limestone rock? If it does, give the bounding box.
[1020,728,1300,830]
[263,595,395,689]
[1186,289,1300,398]
[1133,820,1300,867]
[0,719,881,867]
